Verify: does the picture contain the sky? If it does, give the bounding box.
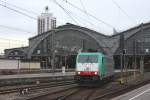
[0,0,150,53]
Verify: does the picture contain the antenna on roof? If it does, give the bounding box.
[113,28,118,35]
[45,6,49,13]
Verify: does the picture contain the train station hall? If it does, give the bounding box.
[4,22,150,71]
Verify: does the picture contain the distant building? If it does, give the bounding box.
[37,6,56,34]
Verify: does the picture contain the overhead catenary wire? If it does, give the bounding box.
[53,0,96,29]
[0,1,36,34]
[52,0,79,25]
[79,0,93,27]
[53,0,103,32]
[79,0,103,32]
[0,1,35,53]
[0,3,36,20]
[0,0,39,15]
[0,25,33,34]
[112,0,137,24]
[0,37,27,49]
[60,0,114,28]
[0,42,26,46]
[0,37,27,42]
[51,1,100,32]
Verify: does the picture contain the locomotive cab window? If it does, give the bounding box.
[78,55,98,63]
[102,57,104,64]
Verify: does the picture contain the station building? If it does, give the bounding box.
[4,22,150,71]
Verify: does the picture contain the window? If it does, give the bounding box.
[145,37,150,42]
[15,52,18,55]
[78,55,98,63]
[37,50,40,54]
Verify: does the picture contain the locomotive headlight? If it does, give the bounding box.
[78,72,80,74]
[94,72,98,75]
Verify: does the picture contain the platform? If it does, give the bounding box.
[0,72,75,86]
[112,83,150,100]
[0,72,75,79]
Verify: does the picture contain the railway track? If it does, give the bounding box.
[26,78,150,100]
[25,83,109,100]
[91,79,150,100]
[22,84,78,100]
[54,84,109,100]
[7,73,149,100]
[56,89,82,100]
[0,80,75,95]
[63,88,98,100]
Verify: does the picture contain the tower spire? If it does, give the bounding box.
[45,6,49,13]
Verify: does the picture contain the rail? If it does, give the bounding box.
[0,80,75,95]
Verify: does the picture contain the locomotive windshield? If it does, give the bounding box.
[78,55,98,63]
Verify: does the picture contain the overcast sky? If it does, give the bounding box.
[0,0,150,53]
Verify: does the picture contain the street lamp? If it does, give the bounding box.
[141,48,149,74]
[51,29,55,71]
[145,49,149,53]
[51,29,59,72]
[16,57,20,74]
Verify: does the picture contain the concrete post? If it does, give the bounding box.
[62,66,65,74]
[51,30,55,70]
[140,56,144,75]
[120,53,124,84]
[17,59,20,74]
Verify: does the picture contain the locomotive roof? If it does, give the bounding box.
[77,52,104,56]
